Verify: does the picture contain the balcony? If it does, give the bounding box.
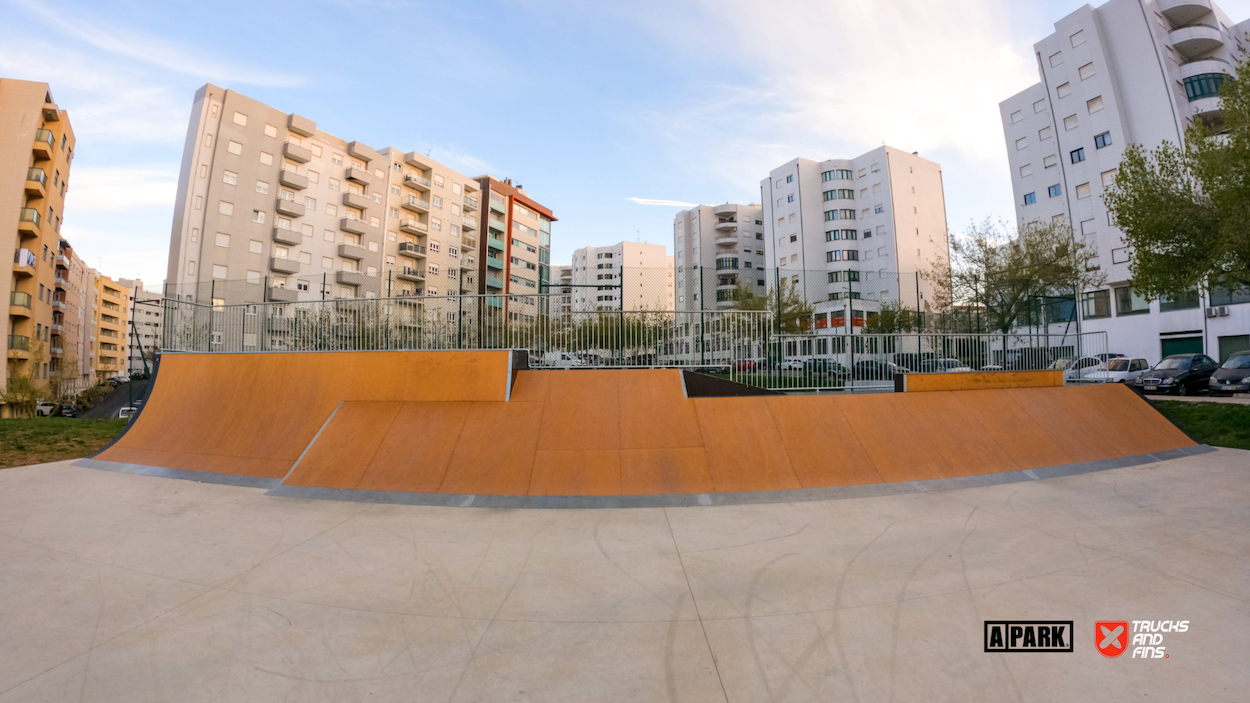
[487,256,504,270]
[275,198,305,218]
[55,275,68,289]
[489,198,506,215]
[1159,0,1214,26]
[461,216,478,230]
[402,195,430,213]
[714,204,738,217]
[1169,24,1223,59]
[17,208,40,239]
[461,236,477,250]
[49,346,63,357]
[282,142,312,163]
[404,151,432,171]
[347,141,378,164]
[487,218,506,233]
[398,219,427,235]
[398,242,427,259]
[33,129,54,160]
[487,234,505,251]
[486,275,505,289]
[272,227,302,246]
[715,233,738,246]
[463,195,479,211]
[43,102,60,121]
[56,254,69,268]
[345,167,371,185]
[342,192,371,211]
[340,217,369,235]
[270,257,301,275]
[278,169,308,190]
[8,335,30,356]
[9,291,32,318]
[288,114,316,137]
[267,287,299,303]
[403,174,431,191]
[715,220,737,231]
[338,243,367,260]
[1190,95,1223,125]
[715,257,739,271]
[335,270,368,286]
[52,299,66,310]
[25,168,47,198]
[396,267,425,283]
[13,249,35,277]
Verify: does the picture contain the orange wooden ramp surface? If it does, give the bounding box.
[100,353,1195,496]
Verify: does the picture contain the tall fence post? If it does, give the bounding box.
[698,265,705,367]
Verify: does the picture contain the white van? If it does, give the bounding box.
[541,352,585,368]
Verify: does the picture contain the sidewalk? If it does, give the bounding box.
[1154,394,1250,405]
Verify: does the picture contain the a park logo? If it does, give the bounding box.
[984,621,1073,652]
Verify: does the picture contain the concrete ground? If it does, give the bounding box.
[0,451,1248,703]
[1157,394,1250,405]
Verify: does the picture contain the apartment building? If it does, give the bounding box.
[760,147,949,331]
[53,239,95,389]
[1001,0,1250,363]
[552,264,572,314]
[562,241,673,312]
[166,84,482,327]
[673,204,765,310]
[93,275,130,380]
[0,78,77,398]
[119,278,161,374]
[475,176,555,321]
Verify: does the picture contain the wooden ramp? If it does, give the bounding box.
[96,353,1196,498]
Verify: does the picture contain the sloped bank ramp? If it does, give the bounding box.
[79,351,1202,507]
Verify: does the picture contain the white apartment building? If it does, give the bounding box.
[119,278,161,374]
[166,84,481,323]
[673,204,765,310]
[761,147,949,332]
[1001,0,1250,363]
[562,241,673,312]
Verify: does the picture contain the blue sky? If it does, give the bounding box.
[4,0,1250,289]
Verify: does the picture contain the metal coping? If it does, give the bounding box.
[73,444,1217,510]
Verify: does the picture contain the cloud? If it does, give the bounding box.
[626,197,699,207]
[421,144,499,178]
[67,167,179,211]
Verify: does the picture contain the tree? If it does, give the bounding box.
[864,299,920,333]
[735,278,812,333]
[925,219,1103,335]
[1103,52,1250,299]
[3,342,47,417]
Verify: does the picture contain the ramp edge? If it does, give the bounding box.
[73,458,283,489]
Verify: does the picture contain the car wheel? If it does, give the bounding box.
[1177,383,1188,396]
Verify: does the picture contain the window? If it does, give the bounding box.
[331,153,343,165]
[232,111,247,126]
[1112,247,1130,264]
[787,194,795,203]
[1071,148,1085,164]
[786,174,793,183]
[1024,192,1037,205]
[432,195,443,208]
[251,210,265,223]
[1050,51,1064,68]
[227,140,243,155]
[259,152,273,166]
[826,230,840,241]
[1076,183,1091,199]
[1015,137,1028,151]
[1082,289,1111,319]
[1070,30,1086,47]
[1048,184,1062,198]
[1114,286,1150,315]
[827,250,841,262]
[212,265,228,279]
[1079,62,1096,81]
[248,240,262,254]
[874,205,884,214]
[1094,131,1112,149]
[256,180,269,194]
[1184,73,1225,102]
[1101,169,1118,187]
[1160,289,1201,312]
[1044,154,1057,169]
[263,124,277,138]
[1087,96,1104,114]
[222,170,237,185]
[1064,114,1079,130]
[203,134,213,148]
[1034,99,1047,114]
[219,201,234,216]
[215,232,230,247]
[328,178,340,191]
[1011,110,1023,124]
[1080,218,1096,236]
[1020,163,1033,177]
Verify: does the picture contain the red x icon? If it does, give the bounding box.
[1096,621,1129,658]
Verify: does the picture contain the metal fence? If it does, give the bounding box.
[161,294,1109,391]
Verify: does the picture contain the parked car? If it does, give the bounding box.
[1208,350,1250,396]
[117,406,138,419]
[1134,354,1219,395]
[734,358,758,372]
[980,364,1004,371]
[1095,353,1126,362]
[779,359,804,371]
[106,377,128,388]
[541,352,584,368]
[804,358,849,381]
[55,404,77,418]
[1046,356,1103,381]
[35,401,56,417]
[919,358,973,373]
[1081,357,1151,384]
[852,360,908,380]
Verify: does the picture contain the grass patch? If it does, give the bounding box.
[0,418,127,469]
[1152,401,1250,451]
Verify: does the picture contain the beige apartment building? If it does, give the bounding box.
[563,241,673,312]
[53,239,96,390]
[93,274,130,380]
[166,84,482,324]
[0,78,77,397]
[673,204,766,310]
[119,278,161,374]
[475,176,554,322]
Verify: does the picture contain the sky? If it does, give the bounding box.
[4,0,1250,290]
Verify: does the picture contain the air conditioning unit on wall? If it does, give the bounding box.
[1206,306,1231,318]
[1206,308,1218,318]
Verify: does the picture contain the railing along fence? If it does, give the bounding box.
[161,296,1109,391]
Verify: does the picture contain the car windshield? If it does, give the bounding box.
[1105,359,1129,371]
[1156,357,1190,370]
[1222,354,1250,370]
[1048,358,1074,370]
